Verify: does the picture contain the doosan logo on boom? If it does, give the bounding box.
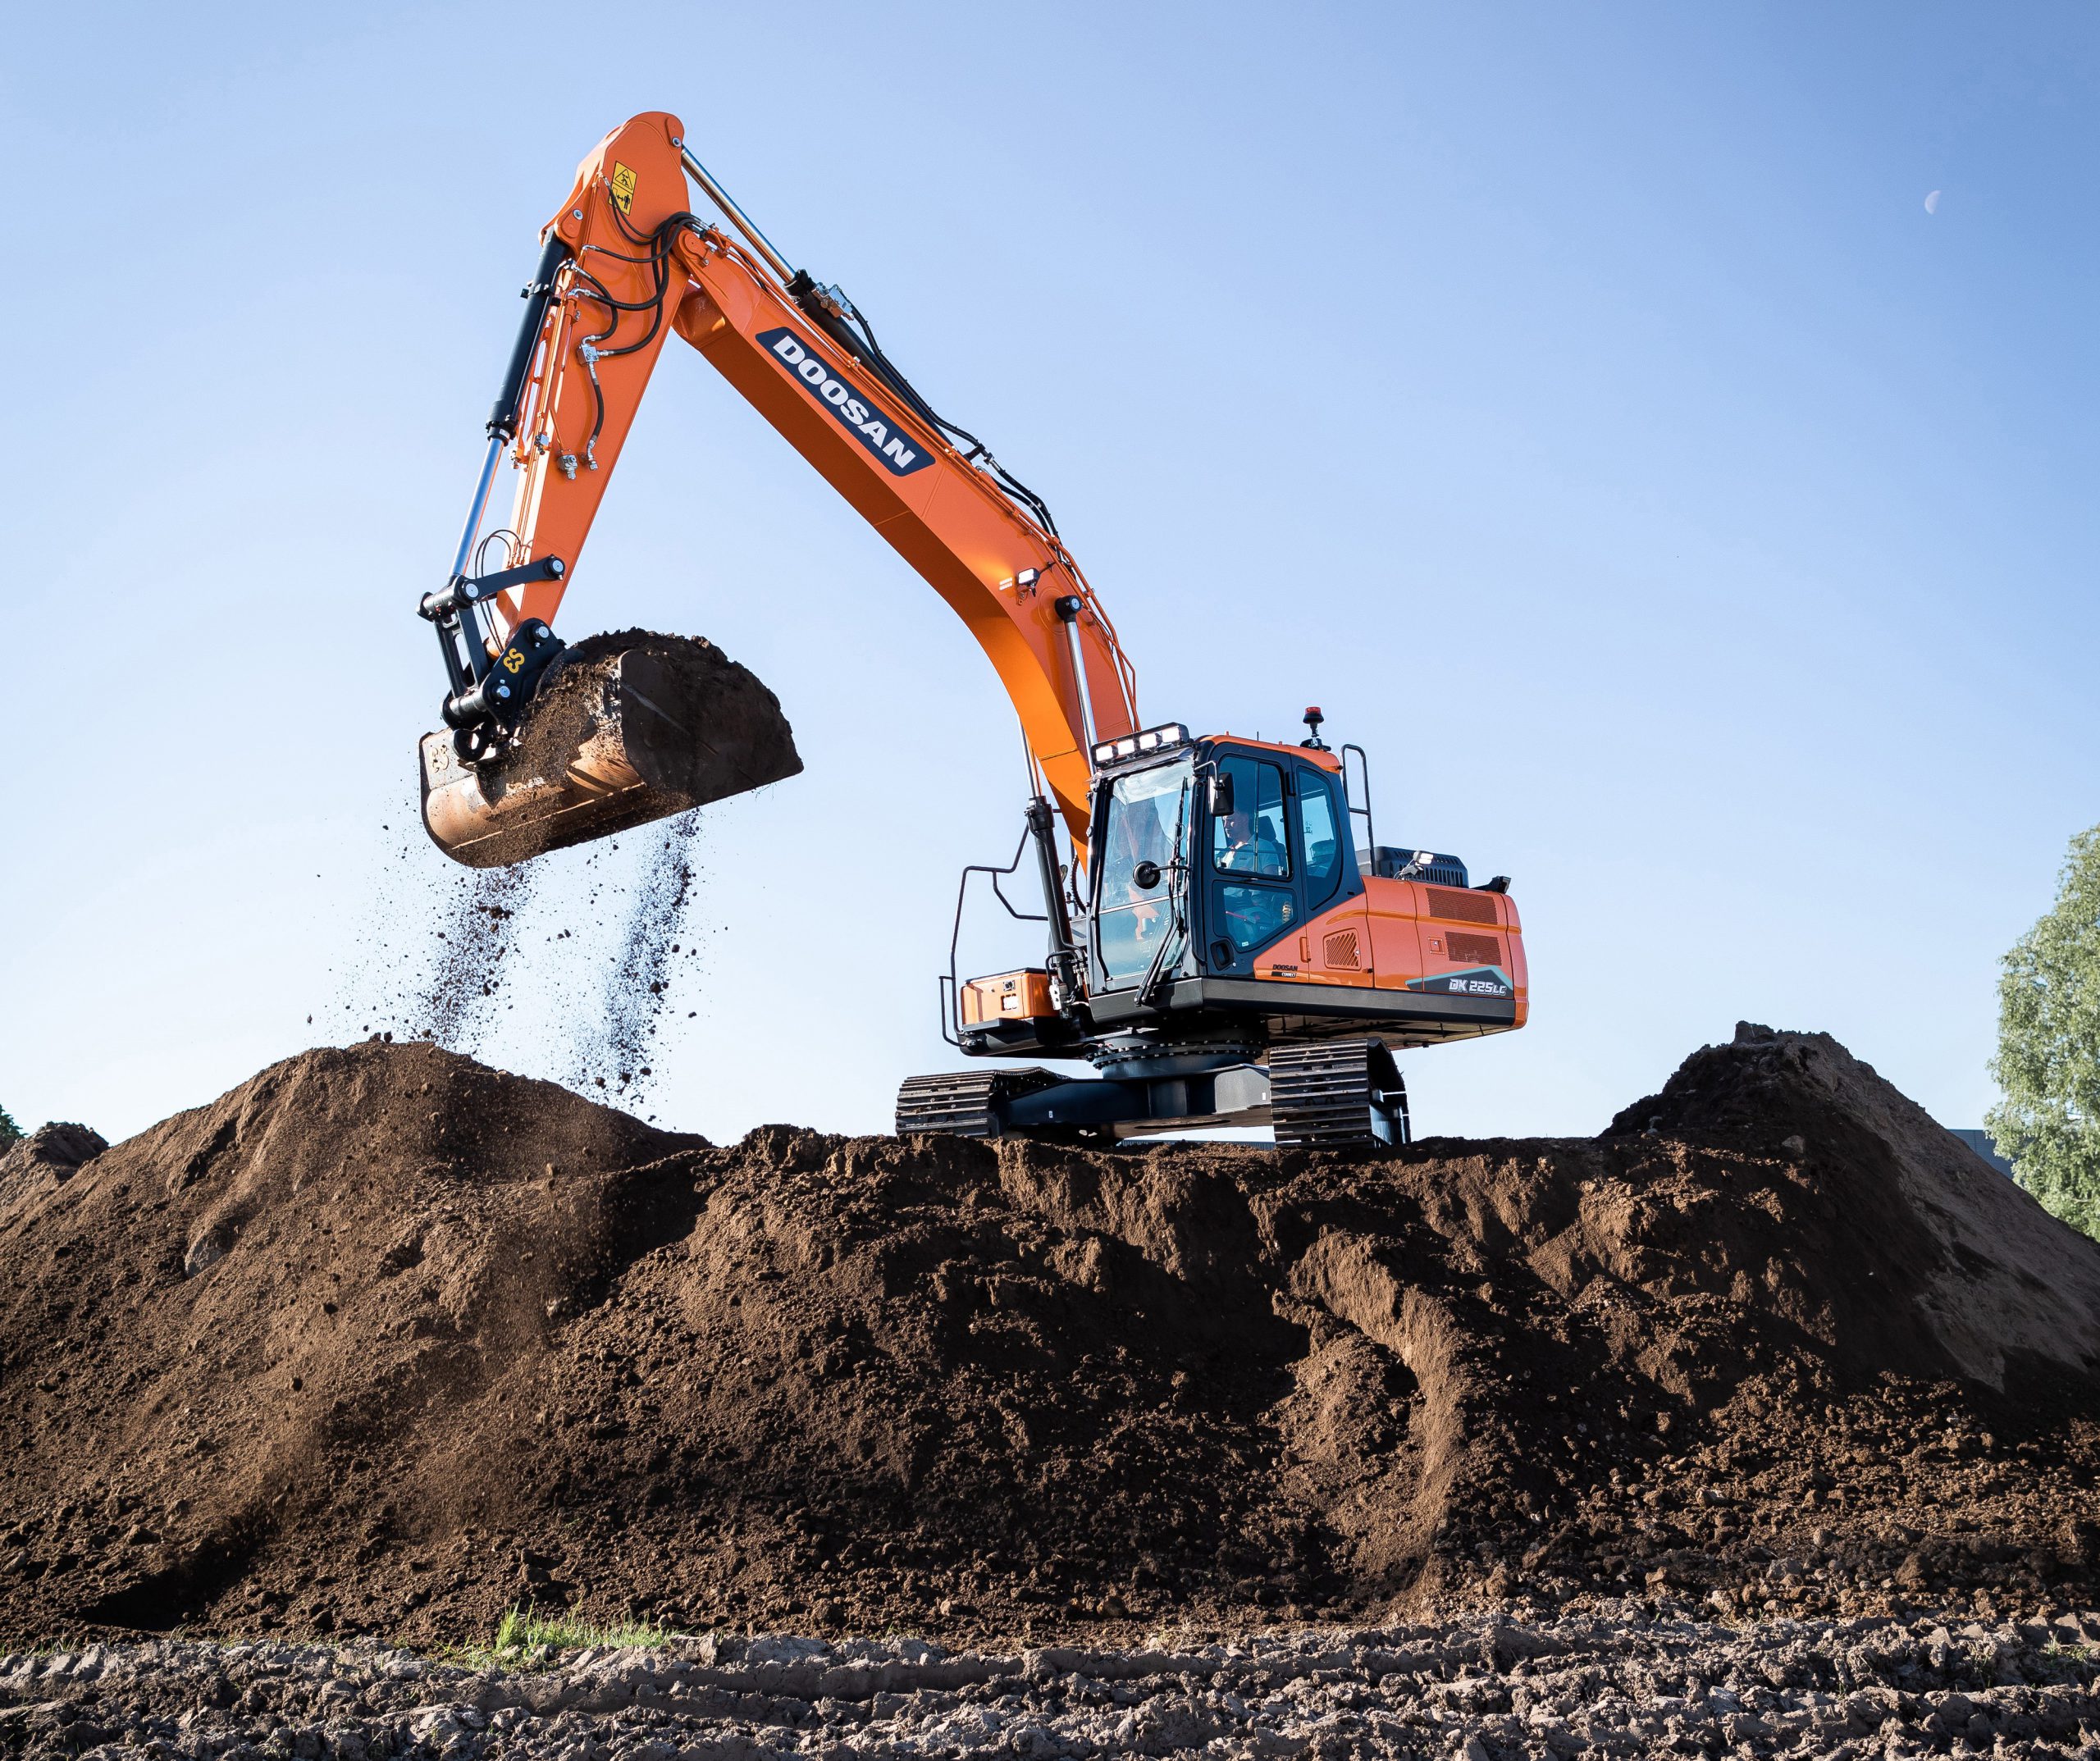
[757,327,932,477]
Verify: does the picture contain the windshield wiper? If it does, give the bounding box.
[1136,780,1192,1009]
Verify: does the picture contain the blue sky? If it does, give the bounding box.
[3,3,2095,1146]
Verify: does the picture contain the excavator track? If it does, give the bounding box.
[896,1067,1061,1139]
[1268,1038,1410,1148]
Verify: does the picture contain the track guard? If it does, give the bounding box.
[895,1061,1273,1143]
[1269,1039,1409,1148]
[896,1068,1062,1138]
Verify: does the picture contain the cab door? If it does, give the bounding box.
[1202,751,1300,974]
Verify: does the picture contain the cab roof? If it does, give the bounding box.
[1199,733,1344,773]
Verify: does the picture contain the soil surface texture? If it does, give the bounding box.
[7,1611,2100,1759]
[2,1025,2098,1658]
[530,630,801,812]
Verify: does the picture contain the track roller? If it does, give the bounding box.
[895,1067,1061,1138]
[1269,1038,1410,1148]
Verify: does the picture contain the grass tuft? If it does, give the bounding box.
[476,1606,673,1666]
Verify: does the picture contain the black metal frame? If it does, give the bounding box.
[1340,741,1376,869]
[420,235,575,754]
[938,817,1050,1050]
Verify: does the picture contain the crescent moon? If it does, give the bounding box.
[1924,189,1942,214]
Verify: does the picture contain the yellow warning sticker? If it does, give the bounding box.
[609,162,637,215]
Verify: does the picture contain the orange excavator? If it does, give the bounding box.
[418,112,1527,1145]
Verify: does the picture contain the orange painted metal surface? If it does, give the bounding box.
[473,112,1135,843]
[1205,736,1344,773]
[960,968,1057,1028]
[1251,894,1375,987]
[1250,877,1526,1007]
[1367,876,1528,1025]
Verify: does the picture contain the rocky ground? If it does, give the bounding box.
[5,1609,2099,1759]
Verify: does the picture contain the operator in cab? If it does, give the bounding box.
[1216,805,1288,877]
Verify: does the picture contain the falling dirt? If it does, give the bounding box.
[2,1024,2096,1652]
[335,627,773,1107]
[561,814,703,1104]
[413,866,537,1049]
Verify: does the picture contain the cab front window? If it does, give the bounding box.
[1093,758,1191,984]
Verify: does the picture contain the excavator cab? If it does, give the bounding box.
[902,717,1527,1147]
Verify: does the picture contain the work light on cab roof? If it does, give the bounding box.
[1093,723,1190,767]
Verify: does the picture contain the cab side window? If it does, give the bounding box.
[1297,770,1343,904]
[1210,756,1290,878]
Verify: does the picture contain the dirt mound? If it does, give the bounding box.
[0,1124,106,1198]
[1609,1022,2100,1394]
[2,1029,2097,1649]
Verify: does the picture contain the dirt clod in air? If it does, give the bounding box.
[2,1024,2097,1650]
[564,814,701,1102]
[368,625,781,1095]
[411,866,536,1047]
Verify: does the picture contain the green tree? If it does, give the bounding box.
[0,1103,18,1147]
[1989,823,2100,1239]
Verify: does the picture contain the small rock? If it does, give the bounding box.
[183,1226,234,1278]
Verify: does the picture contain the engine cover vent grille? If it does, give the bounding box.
[1322,929,1362,969]
[1447,931,1504,966]
[1426,886,1499,925]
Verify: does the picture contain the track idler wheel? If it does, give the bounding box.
[1269,1038,1410,1148]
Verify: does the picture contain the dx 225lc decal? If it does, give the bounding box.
[757,327,934,478]
[1405,967,1513,998]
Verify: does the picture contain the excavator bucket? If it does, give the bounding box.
[419,633,801,869]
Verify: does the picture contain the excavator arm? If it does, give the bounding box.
[427,111,1137,846]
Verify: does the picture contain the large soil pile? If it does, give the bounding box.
[2,1025,2097,1649]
